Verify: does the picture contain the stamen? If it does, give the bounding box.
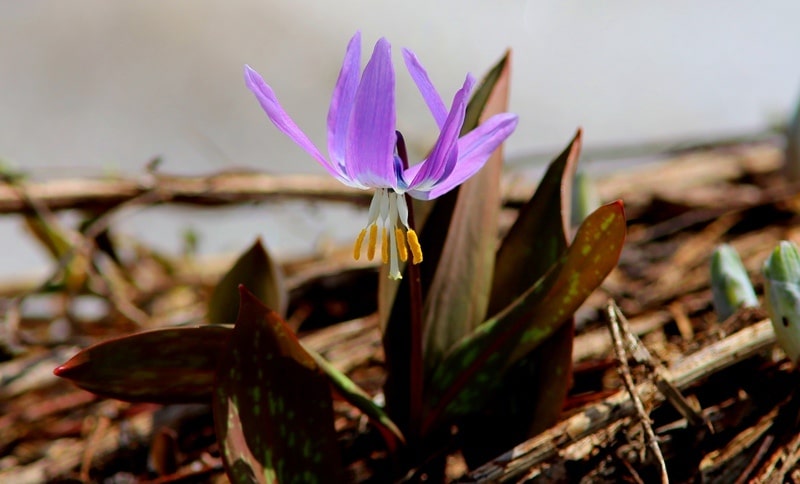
[367,224,378,260]
[381,228,389,264]
[353,228,367,260]
[389,224,400,279]
[407,229,423,264]
[395,228,408,262]
[396,193,410,227]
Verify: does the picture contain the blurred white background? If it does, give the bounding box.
[1,0,799,276]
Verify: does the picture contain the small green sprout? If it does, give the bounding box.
[710,244,758,321]
[763,241,800,363]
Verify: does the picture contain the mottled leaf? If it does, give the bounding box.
[422,51,511,373]
[208,238,287,325]
[379,53,511,431]
[214,286,342,483]
[57,311,400,458]
[488,129,582,314]
[461,130,581,465]
[423,201,626,433]
[54,326,231,403]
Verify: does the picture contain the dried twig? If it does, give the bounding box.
[0,144,781,216]
[606,300,669,484]
[757,430,800,483]
[612,301,710,430]
[699,407,777,482]
[0,407,154,483]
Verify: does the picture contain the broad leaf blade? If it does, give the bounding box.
[213,286,342,483]
[461,130,582,465]
[57,314,401,456]
[422,51,511,372]
[460,322,573,466]
[488,130,582,313]
[54,326,230,403]
[379,53,511,431]
[423,201,626,432]
[208,238,287,325]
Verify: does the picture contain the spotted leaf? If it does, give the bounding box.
[54,326,230,403]
[423,201,626,434]
[213,286,342,483]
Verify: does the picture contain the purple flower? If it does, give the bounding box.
[245,32,518,279]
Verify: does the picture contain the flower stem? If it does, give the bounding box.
[396,132,424,444]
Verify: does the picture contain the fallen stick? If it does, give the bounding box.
[0,144,780,215]
[606,301,669,483]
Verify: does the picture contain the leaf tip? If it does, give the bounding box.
[236,283,262,308]
[53,351,89,379]
[573,127,583,142]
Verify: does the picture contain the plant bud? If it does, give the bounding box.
[710,244,758,321]
[763,241,800,363]
[571,170,599,228]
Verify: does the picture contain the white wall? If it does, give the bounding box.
[0,1,798,274]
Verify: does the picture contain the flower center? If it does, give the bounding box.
[353,188,423,279]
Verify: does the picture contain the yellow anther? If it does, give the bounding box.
[407,229,423,264]
[381,228,389,264]
[366,224,378,260]
[395,228,408,262]
[353,228,367,260]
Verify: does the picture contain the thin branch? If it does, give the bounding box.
[612,301,710,430]
[606,300,669,484]
[0,143,780,215]
[5,185,160,330]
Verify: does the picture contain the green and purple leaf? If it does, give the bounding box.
[422,51,511,373]
[460,130,582,465]
[56,313,400,453]
[488,130,581,309]
[423,200,626,434]
[54,326,231,403]
[213,286,342,483]
[208,238,287,325]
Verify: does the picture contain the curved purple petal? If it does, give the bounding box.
[345,38,397,188]
[405,74,475,191]
[408,113,519,200]
[244,65,349,181]
[402,48,447,129]
[326,32,361,171]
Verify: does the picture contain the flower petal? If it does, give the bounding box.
[326,32,361,171]
[405,74,475,191]
[244,65,349,181]
[408,113,519,200]
[345,38,397,188]
[402,48,447,129]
